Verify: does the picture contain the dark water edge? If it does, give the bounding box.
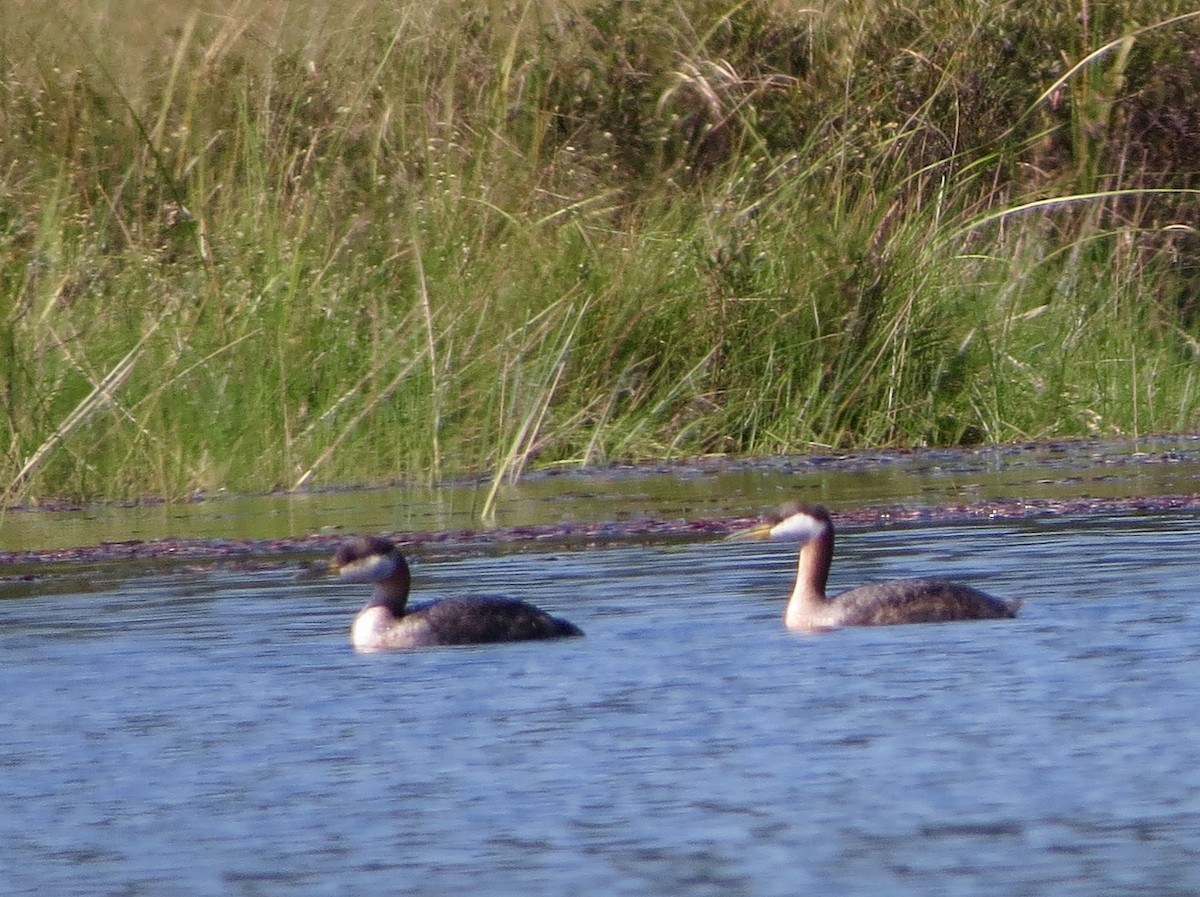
[2,435,1199,569]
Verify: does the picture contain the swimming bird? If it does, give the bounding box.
[729,503,1021,632]
[329,536,583,650]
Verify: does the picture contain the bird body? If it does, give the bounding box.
[351,594,583,650]
[784,577,1018,631]
[731,503,1021,632]
[331,536,582,650]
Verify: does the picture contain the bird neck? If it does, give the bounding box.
[784,531,834,629]
[369,572,411,617]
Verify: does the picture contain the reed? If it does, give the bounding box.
[1,0,1198,503]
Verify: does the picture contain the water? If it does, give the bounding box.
[3,511,1199,895]
[4,435,1200,551]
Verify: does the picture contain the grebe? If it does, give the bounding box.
[729,503,1021,632]
[329,536,583,650]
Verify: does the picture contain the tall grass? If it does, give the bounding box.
[2,0,1199,503]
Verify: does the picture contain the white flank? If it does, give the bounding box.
[351,606,393,650]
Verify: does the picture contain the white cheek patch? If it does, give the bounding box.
[770,513,827,544]
[340,553,397,583]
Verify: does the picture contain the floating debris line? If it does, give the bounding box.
[3,494,1200,573]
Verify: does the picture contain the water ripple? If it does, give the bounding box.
[1,513,1199,895]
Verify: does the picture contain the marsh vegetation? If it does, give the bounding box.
[2,1,1199,503]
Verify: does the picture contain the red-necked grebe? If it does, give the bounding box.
[330,536,583,650]
[729,503,1022,632]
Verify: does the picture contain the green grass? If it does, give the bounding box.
[2,0,1199,503]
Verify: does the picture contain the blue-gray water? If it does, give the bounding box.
[2,512,1199,896]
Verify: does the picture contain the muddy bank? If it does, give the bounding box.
[3,493,1200,575]
[2,436,1198,571]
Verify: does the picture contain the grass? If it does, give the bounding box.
[2,0,1199,504]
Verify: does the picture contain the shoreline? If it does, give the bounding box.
[4,492,1199,572]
